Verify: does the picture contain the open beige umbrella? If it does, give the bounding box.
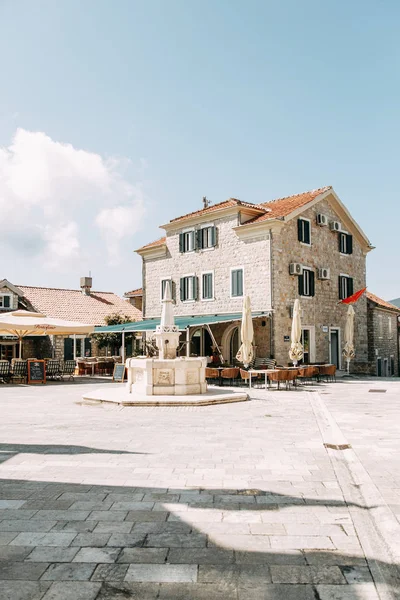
[236,296,254,368]
[342,305,355,373]
[289,299,303,366]
[0,310,94,358]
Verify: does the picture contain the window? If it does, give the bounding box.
[339,232,353,254]
[160,278,173,300]
[197,226,216,250]
[378,315,383,338]
[231,268,243,297]
[179,230,195,253]
[297,219,311,245]
[388,316,392,338]
[180,276,197,302]
[0,295,11,309]
[338,275,354,300]
[298,269,315,297]
[201,272,214,300]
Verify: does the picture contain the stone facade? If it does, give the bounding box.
[271,197,368,370]
[367,304,399,376]
[139,190,372,372]
[143,212,272,318]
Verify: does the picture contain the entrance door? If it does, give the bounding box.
[301,329,310,364]
[330,329,340,369]
[230,327,240,364]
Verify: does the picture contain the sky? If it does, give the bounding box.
[0,0,399,299]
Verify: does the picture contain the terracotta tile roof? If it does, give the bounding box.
[124,288,143,297]
[366,292,400,313]
[17,286,142,326]
[169,198,266,224]
[136,237,166,252]
[248,186,332,224]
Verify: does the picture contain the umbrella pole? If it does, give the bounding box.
[19,337,22,359]
[122,331,125,363]
[347,358,350,374]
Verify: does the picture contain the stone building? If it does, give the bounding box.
[0,277,141,361]
[136,186,374,372]
[124,288,143,312]
[366,292,400,376]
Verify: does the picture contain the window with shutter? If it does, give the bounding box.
[0,295,11,309]
[180,231,195,253]
[339,233,353,254]
[202,272,213,300]
[231,269,243,297]
[198,225,217,250]
[338,275,353,300]
[180,276,197,301]
[299,269,314,297]
[297,219,311,245]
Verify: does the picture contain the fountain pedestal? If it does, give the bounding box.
[126,356,207,396]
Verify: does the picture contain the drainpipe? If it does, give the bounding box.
[269,229,274,358]
[73,335,77,360]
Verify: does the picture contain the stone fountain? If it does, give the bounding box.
[82,281,248,406]
[125,281,207,396]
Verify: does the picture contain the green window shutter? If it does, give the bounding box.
[297,219,303,242]
[196,229,202,250]
[237,270,243,296]
[310,271,315,297]
[348,277,354,297]
[180,278,184,301]
[4,296,10,308]
[304,221,310,244]
[339,233,343,253]
[211,226,216,247]
[232,271,237,296]
[192,276,198,300]
[347,234,353,254]
[179,233,184,253]
[338,276,343,300]
[298,273,304,296]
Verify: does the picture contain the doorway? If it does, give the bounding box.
[300,327,315,364]
[190,327,213,357]
[329,328,340,369]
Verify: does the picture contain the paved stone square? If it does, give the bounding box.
[0,378,400,599]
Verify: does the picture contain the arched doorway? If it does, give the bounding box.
[221,322,241,364]
[190,327,213,357]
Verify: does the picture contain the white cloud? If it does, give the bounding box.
[0,128,146,271]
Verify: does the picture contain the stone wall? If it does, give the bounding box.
[0,286,18,310]
[271,197,368,371]
[367,304,399,376]
[143,212,272,318]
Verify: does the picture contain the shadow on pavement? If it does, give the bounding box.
[0,478,399,599]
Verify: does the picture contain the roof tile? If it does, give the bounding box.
[366,292,400,313]
[18,286,142,326]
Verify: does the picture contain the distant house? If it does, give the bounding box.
[367,292,400,376]
[124,288,143,312]
[0,277,142,361]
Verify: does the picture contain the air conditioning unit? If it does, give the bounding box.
[329,220,342,232]
[316,213,328,226]
[289,263,303,276]
[318,267,330,280]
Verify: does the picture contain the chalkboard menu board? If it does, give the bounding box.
[113,364,126,382]
[27,360,46,384]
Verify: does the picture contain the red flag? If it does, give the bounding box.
[340,287,367,305]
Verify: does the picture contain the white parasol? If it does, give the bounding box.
[236,296,254,368]
[342,305,355,373]
[289,299,304,366]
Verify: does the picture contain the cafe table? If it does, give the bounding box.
[248,368,280,390]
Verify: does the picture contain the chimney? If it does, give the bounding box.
[80,276,92,296]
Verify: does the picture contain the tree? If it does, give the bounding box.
[91,314,135,356]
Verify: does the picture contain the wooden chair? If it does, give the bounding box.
[221,367,240,386]
[239,368,261,387]
[320,364,336,382]
[267,369,289,390]
[205,367,220,384]
[0,360,11,383]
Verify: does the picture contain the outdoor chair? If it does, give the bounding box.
[239,368,261,387]
[11,360,27,384]
[284,369,298,390]
[267,369,290,390]
[46,359,61,380]
[320,364,336,382]
[76,359,86,376]
[96,358,107,376]
[205,367,220,385]
[60,360,76,381]
[221,367,239,386]
[0,360,11,383]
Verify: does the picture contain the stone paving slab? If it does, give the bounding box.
[1,380,400,598]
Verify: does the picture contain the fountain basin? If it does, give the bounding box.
[126,356,208,396]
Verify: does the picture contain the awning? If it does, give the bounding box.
[94,311,271,333]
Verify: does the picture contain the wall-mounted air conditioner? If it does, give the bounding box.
[289,263,303,276]
[318,268,330,280]
[316,213,328,226]
[329,220,342,232]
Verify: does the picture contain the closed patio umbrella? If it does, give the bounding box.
[0,310,94,358]
[342,305,355,373]
[236,296,254,368]
[289,299,303,366]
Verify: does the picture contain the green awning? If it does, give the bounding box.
[94,311,270,334]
